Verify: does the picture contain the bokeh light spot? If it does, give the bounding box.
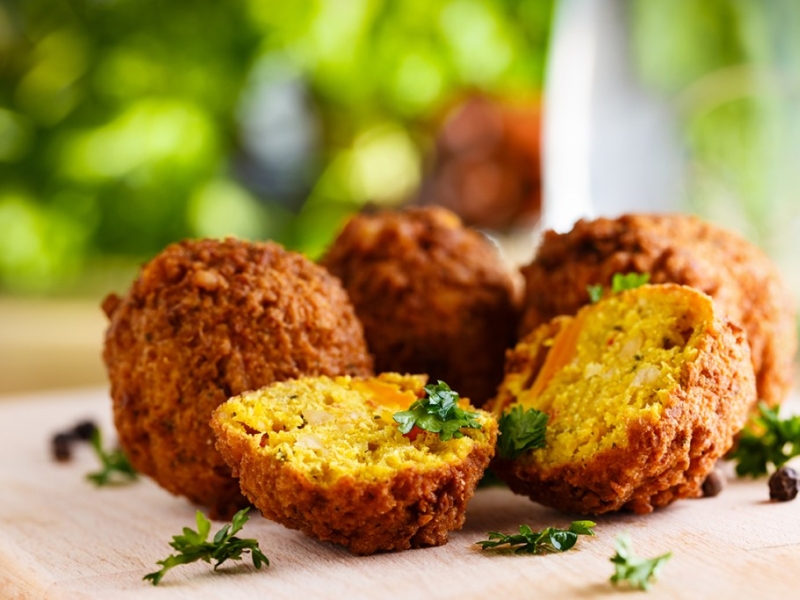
[62,99,216,180]
[394,53,444,111]
[0,193,87,292]
[348,124,421,205]
[439,0,513,84]
[188,178,268,240]
[15,29,87,125]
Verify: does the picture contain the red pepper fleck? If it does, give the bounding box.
[405,426,424,441]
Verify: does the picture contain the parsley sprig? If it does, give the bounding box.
[86,428,137,486]
[143,508,269,585]
[497,405,548,459]
[609,534,671,591]
[730,402,800,477]
[393,381,481,441]
[588,272,651,303]
[476,520,595,554]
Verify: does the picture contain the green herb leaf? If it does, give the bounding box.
[476,520,595,554]
[588,272,651,303]
[86,428,137,486]
[609,534,671,591]
[587,284,604,303]
[730,402,800,477]
[496,405,548,459]
[143,508,269,586]
[569,520,597,536]
[611,272,650,293]
[392,381,481,441]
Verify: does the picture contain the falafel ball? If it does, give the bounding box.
[102,238,373,518]
[321,207,519,407]
[491,284,755,515]
[520,214,796,407]
[211,373,497,555]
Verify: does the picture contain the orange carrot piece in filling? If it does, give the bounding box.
[527,311,587,400]
[354,380,419,411]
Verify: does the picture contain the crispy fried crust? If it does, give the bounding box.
[211,375,497,555]
[491,285,755,515]
[215,427,495,555]
[321,206,519,406]
[520,214,796,406]
[102,238,373,518]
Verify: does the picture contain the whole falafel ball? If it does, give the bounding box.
[321,207,519,407]
[520,214,796,407]
[102,238,373,518]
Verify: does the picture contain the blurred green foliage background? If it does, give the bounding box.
[1,0,798,301]
[0,0,553,295]
[632,0,800,272]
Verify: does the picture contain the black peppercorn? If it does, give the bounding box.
[769,466,799,501]
[52,433,73,462]
[72,420,97,441]
[50,419,99,462]
[702,466,726,497]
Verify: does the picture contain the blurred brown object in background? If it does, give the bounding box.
[415,94,542,233]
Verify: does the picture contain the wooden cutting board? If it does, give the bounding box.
[1,387,799,599]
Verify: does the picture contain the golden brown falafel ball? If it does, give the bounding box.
[520,214,796,407]
[211,373,497,555]
[415,94,543,232]
[491,284,755,515]
[321,207,519,407]
[102,238,373,518]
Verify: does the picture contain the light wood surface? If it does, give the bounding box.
[1,387,799,599]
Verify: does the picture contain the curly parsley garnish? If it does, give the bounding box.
[587,272,651,303]
[730,402,800,477]
[609,534,671,591]
[393,381,481,441]
[86,428,137,486]
[143,508,269,585]
[496,405,548,459]
[476,520,595,554]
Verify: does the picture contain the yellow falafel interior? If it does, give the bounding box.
[491,283,755,514]
[212,373,498,554]
[494,284,715,469]
[213,373,496,485]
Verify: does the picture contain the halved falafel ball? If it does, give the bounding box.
[321,207,519,407]
[102,238,373,518]
[211,373,497,555]
[490,284,755,515]
[520,214,796,407]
